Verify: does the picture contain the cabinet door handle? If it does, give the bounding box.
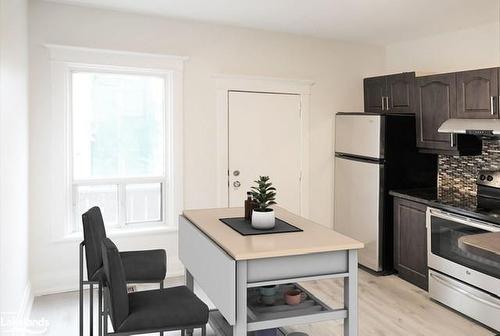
[450,134,454,147]
[491,96,495,115]
[381,97,385,110]
[385,96,390,111]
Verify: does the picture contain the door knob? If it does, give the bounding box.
[233,181,241,188]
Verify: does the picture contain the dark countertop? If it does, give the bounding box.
[389,188,437,204]
[389,188,500,226]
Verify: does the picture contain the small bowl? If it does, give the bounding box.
[255,328,277,336]
[259,285,278,296]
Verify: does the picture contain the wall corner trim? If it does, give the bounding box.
[18,281,34,322]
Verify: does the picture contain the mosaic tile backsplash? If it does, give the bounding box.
[438,140,500,204]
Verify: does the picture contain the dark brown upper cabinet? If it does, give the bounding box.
[387,73,414,114]
[364,72,415,114]
[415,73,456,151]
[455,68,499,119]
[415,73,481,155]
[364,75,386,113]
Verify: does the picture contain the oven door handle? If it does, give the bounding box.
[430,272,500,310]
[428,208,500,232]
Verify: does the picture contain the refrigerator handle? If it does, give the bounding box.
[335,153,384,164]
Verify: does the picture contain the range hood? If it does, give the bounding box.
[438,119,500,137]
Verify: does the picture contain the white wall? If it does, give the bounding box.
[0,0,31,318]
[385,21,500,74]
[28,1,385,294]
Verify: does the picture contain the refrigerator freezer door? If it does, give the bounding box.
[335,114,383,159]
[334,155,382,271]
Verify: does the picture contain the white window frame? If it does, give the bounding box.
[69,65,169,232]
[47,45,186,240]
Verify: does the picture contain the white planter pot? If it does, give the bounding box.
[251,209,275,230]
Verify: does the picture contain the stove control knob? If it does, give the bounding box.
[480,174,486,181]
[487,175,494,182]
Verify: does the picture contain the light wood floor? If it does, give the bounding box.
[286,270,496,336]
[30,269,496,336]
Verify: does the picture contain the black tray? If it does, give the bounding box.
[219,217,303,236]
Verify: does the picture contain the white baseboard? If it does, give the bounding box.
[0,282,35,336]
[32,258,185,296]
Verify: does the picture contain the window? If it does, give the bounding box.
[48,46,184,240]
[71,71,168,231]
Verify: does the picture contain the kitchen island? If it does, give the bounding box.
[179,206,363,336]
[459,232,500,261]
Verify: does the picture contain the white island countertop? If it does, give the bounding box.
[183,206,364,261]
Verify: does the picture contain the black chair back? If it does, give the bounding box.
[101,238,130,330]
[82,206,107,280]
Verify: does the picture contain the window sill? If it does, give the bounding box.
[56,225,178,243]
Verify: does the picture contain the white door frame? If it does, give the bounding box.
[215,74,314,217]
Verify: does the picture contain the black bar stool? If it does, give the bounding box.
[80,206,167,336]
[101,238,208,336]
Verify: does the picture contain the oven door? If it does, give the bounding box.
[427,208,500,297]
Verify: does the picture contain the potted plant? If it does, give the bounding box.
[250,176,277,230]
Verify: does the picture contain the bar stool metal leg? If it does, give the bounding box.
[185,271,194,336]
[79,242,84,336]
[103,288,108,336]
[98,282,102,336]
[89,283,94,336]
[201,325,206,336]
[79,281,84,336]
[159,280,164,336]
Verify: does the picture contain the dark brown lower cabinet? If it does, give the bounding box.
[393,197,428,290]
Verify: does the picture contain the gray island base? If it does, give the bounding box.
[179,207,363,336]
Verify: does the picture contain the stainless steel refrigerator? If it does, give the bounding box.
[334,112,436,272]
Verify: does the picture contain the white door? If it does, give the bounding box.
[334,155,382,271]
[228,91,301,214]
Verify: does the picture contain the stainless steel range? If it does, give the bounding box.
[427,170,500,331]
[477,170,500,211]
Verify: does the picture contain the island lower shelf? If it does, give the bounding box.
[209,283,344,335]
